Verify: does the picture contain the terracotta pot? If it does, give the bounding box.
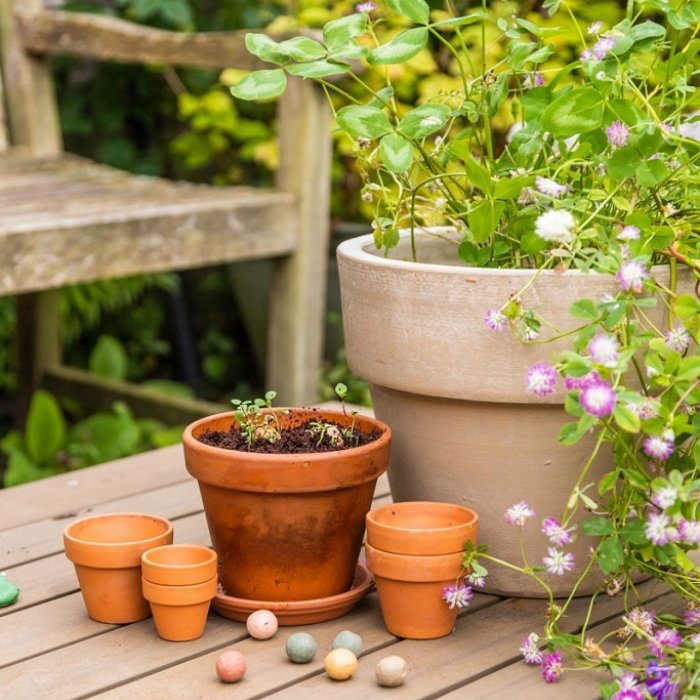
[64,513,173,624]
[366,501,478,555]
[338,231,690,597]
[365,542,464,639]
[141,545,217,586]
[182,408,391,601]
[142,576,218,641]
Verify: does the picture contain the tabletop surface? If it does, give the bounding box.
[0,437,677,699]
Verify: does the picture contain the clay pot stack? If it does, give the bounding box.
[364,502,479,639]
[141,544,218,641]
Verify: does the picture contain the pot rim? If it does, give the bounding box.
[64,512,173,548]
[338,231,672,279]
[183,408,391,464]
[365,542,465,582]
[366,501,479,533]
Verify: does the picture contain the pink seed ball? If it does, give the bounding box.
[215,650,247,683]
[246,609,279,639]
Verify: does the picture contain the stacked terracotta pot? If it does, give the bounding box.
[364,502,479,639]
[141,544,218,641]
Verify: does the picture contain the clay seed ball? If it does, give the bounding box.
[331,630,363,657]
[215,650,247,683]
[375,655,409,687]
[324,648,358,681]
[286,632,317,663]
[246,609,278,639]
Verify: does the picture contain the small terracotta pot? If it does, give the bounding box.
[142,576,218,641]
[364,542,465,639]
[366,501,478,555]
[141,545,217,586]
[64,513,173,624]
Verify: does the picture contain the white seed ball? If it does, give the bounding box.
[246,609,278,639]
[375,655,409,687]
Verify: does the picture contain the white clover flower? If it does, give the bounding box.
[534,210,576,244]
[535,176,568,198]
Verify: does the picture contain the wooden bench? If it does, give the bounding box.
[0,0,331,422]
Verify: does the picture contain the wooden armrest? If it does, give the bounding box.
[16,9,267,70]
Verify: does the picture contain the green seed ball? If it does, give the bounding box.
[286,632,317,663]
[331,630,363,657]
[375,655,409,687]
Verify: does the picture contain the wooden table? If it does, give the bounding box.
[0,443,679,699]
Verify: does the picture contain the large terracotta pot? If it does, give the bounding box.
[338,231,683,597]
[182,408,391,602]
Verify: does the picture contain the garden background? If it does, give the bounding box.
[0,0,633,487]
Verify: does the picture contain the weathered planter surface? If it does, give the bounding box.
[183,409,391,602]
[338,231,684,597]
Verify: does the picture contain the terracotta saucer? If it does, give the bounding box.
[211,563,373,625]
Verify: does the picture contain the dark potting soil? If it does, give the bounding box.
[197,418,380,454]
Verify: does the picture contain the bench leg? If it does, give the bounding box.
[268,76,331,406]
[15,290,61,426]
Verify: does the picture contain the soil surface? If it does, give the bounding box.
[198,419,380,454]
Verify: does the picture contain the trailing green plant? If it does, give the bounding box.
[0,390,182,487]
[233,0,700,695]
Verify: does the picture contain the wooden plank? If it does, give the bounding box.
[0,0,62,155]
[0,444,186,530]
[16,9,268,71]
[0,479,201,568]
[0,190,297,295]
[267,76,332,405]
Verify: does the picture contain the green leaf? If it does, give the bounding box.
[606,147,642,182]
[244,34,287,65]
[386,0,430,24]
[621,468,649,489]
[380,133,414,172]
[620,520,648,546]
[570,299,598,320]
[328,42,368,61]
[674,294,700,322]
[323,13,367,49]
[89,335,129,380]
[597,535,623,574]
[431,12,485,28]
[542,87,604,138]
[25,390,66,464]
[231,69,287,101]
[336,105,393,139]
[367,28,429,65]
[286,60,350,78]
[463,155,494,195]
[674,546,696,573]
[678,357,700,381]
[399,103,451,139]
[494,176,532,200]
[613,405,641,433]
[467,200,505,243]
[635,160,669,187]
[521,87,553,121]
[582,516,614,536]
[277,36,327,62]
[597,470,618,496]
[3,449,46,487]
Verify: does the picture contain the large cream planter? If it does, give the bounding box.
[337,231,686,597]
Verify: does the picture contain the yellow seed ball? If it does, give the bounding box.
[324,648,358,681]
[375,656,409,687]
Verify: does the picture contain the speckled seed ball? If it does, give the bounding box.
[286,632,317,663]
[324,648,358,680]
[331,630,363,657]
[215,650,247,683]
[246,609,278,639]
[375,655,409,687]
